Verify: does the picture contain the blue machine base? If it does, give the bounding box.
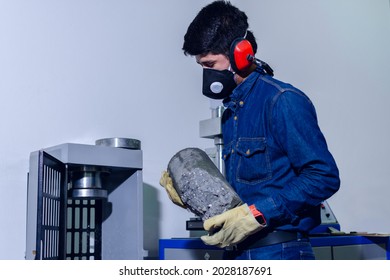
[159,234,390,260]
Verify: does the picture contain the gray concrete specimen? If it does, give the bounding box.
[167,147,242,220]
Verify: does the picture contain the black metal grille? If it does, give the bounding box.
[65,199,102,260]
[41,165,61,259]
[36,151,67,260]
[36,151,102,260]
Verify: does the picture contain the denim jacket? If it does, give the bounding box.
[222,67,340,232]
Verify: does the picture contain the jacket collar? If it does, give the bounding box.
[223,66,263,106]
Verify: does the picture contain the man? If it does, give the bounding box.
[161,0,340,260]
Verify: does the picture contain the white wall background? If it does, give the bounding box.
[0,0,389,260]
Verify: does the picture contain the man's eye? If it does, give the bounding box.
[203,62,215,68]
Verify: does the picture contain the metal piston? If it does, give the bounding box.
[69,166,110,199]
[68,137,141,200]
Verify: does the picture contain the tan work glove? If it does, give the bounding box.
[159,171,186,209]
[201,203,265,248]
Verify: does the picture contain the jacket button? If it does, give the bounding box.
[239,101,244,107]
[246,149,250,155]
[234,116,238,121]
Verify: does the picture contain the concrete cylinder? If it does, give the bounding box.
[167,147,242,220]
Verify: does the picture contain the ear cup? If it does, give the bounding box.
[229,37,255,74]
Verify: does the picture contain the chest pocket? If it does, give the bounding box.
[236,138,272,184]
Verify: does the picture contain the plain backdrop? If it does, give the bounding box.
[0,0,389,259]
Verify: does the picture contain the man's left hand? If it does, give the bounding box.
[201,203,266,248]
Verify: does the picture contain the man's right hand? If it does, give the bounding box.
[159,171,187,209]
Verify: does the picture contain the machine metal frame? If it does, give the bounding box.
[26,142,144,260]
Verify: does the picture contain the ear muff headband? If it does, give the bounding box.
[229,37,255,74]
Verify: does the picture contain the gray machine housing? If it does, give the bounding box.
[25,142,144,260]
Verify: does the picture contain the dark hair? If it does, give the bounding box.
[182,0,257,56]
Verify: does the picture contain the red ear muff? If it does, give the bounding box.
[229,37,255,75]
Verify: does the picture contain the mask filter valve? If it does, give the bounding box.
[210,82,223,93]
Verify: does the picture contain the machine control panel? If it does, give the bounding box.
[319,201,338,224]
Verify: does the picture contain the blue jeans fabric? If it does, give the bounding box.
[222,67,340,233]
[223,238,315,260]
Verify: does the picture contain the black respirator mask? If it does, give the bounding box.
[202,68,237,100]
